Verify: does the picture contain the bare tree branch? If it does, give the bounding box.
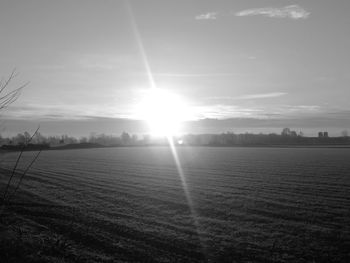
[1,125,40,204]
[0,71,42,211]
[0,69,28,110]
[10,149,42,200]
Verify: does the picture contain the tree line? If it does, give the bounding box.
[1,128,350,149]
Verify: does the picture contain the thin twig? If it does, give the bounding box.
[0,69,16,94]
[0,69,28,112]
[0,83,28,110]
[2,126,40,203]
[10,149,42,200]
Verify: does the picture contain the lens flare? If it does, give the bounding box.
[136,89,189,137]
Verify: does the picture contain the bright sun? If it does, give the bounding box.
[136,89,189,137]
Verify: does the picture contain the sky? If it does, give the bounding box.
[0,0,349,137]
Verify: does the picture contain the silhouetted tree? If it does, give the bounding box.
[79,137,88,143]
[121,132,131,145]
[281,128,291,136]
[341,130,348,137]
[131,134,138,144]
[23,131,31,144]
[290,131,297,137]
[13,133,26,145]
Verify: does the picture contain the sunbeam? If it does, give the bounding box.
[125,1,156,90]
[167,136,207,254]
[125,0,206,255]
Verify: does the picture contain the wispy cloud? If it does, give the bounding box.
[192,103,328,120]
[237,92,287,100]
[193,105,264,119]
[285,105,321,113]
[208,92,287,101]
[4,101,135,120]
[236,5,310,20]
[153,72,239,78]
[195,12,218,20]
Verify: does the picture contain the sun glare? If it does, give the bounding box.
[136,89,189,137]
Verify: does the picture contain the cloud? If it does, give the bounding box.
[153,72,239,78]
[237,92,287,100]
[236,5,310,20]
[207,92,287,101]
[195,12,218,20]
[3,101,134,121]
[192,104,264,119]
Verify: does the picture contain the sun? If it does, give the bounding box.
[136,89,189,137]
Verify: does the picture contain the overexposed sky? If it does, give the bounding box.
[0,0,349,135]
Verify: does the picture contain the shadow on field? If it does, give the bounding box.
[0,183,204,262]
[1,188,349,263]
[1,164,349,263]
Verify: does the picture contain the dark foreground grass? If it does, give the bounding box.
[0,182,202,262]
[1,184,349,263]
[0,191,118,262]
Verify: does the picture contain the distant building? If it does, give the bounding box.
[318,131,329,138]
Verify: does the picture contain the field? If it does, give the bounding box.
[1,147,349,262]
